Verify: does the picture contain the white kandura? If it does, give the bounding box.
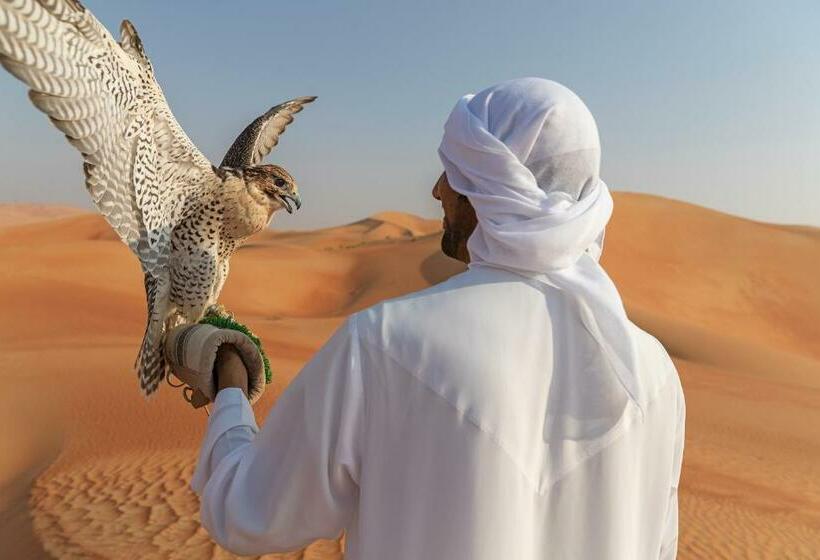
[192,78,685,559]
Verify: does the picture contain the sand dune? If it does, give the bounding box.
[0,203,88,229]
[0,194,818,558]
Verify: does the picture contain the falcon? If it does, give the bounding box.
[0,0,316,395]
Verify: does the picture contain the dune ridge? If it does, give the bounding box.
[0,193,818,558]
[0,203,88,228]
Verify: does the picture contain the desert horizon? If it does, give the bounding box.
[1,193,819,559]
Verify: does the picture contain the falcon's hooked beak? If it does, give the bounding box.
[276,192,302,214]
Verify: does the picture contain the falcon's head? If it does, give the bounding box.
[242,165,302,215]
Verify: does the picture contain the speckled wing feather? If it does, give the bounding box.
[220,95,316,168]
[0,0,219,395]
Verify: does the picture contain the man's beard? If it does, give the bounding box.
[441,227,464,260]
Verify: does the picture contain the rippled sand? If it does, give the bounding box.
[1,195,818,558]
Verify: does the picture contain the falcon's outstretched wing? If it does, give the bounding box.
[0,0,219,395]
[0,1,215,251]
[220,96,316,168]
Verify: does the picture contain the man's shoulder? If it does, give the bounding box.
[353,269,470,344]
[351,265,545,351]
[629,323,682,404]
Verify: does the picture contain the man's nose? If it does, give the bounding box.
[432,182,440,201]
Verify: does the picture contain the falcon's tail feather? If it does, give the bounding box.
[136,271,168,396]
[136,321,166,396]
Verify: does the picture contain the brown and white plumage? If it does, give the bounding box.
[221,96,316,168]
[0,0,314,395]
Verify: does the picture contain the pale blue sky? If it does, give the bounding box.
[1,1,818,228]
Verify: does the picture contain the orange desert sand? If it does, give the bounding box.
[1,195,819,559]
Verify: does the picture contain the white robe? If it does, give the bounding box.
[192,265,685,559]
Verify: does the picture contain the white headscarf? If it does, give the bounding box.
[438,78,648,415]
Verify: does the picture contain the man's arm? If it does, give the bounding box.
[191,317,366,556]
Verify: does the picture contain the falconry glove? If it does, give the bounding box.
[164,324,266,408]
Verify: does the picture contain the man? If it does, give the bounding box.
[180,78,686,559]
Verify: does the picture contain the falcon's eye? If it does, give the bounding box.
[274,178,287,188]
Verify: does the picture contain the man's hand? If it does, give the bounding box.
[214,344,249,398]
